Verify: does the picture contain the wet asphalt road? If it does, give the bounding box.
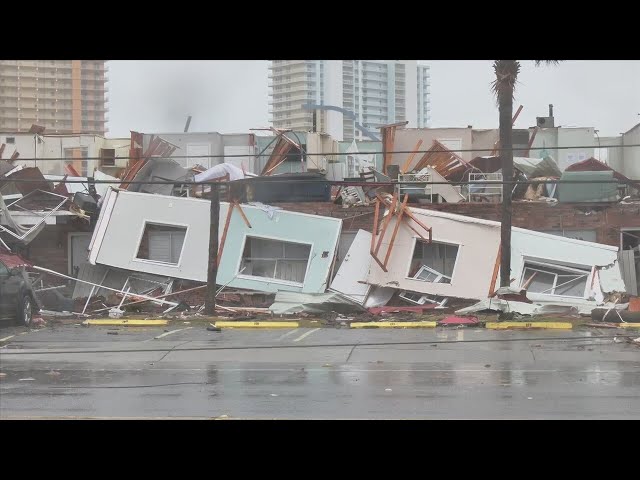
[1,322,639,419]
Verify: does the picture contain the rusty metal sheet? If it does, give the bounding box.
[3,167,53,195]
[261,135,298,176]
[412,140,470,179]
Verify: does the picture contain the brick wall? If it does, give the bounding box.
[272,202,378,232]
[20,202,640,276]
[274,201,640,246]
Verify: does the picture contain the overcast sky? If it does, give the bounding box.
[107,60,639,138]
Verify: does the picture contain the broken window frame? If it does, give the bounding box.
[134,221,188,267]
[99,148,116,167]
[237,234,312,287]
[0,189,68,241]
[399,290,449,306]
[406,237,460,284]
[620,229,640,250]
[519,259,592,298]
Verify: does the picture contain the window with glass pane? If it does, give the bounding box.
[241,237,311,284]
[409,240,459,283]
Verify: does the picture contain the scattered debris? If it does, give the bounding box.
[440,316,479,325]
[31,317,46,328]
[2,126,636,327]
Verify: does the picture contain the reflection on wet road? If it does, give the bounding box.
[1,325,638,419]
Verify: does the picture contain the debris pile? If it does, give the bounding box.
[0,125,637,326]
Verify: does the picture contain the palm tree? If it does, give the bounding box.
[492,60,559,288]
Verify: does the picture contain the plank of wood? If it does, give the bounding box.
[383,194,409,269]
[401,139,423,174]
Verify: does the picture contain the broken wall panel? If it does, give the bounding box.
[2,167,54,195]
[88,189,342,294]
[127,158,191,196]
[510,229,626,301]
[72,262,110,299]
[397,167,465,204]
[329,229,373,304]
[366,207,501,300]
[617,249,638,296]
[366,206,626,304]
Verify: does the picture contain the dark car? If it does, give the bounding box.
[0,260,37,326]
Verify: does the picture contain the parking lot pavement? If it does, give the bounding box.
[1,323,639,419]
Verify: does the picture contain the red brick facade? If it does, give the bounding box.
[273,202,640,247]
[18,202,640,276]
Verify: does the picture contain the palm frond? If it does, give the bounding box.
[491,60,520,103]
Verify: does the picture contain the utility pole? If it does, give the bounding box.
[204,184,219,315]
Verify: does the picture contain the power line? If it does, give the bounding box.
[4,143,640,162]
[1,178,639,186]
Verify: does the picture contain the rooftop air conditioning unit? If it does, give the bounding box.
[536,116,555,128]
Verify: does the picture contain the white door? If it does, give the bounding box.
[329,230,372,305]
[70,233,92,276]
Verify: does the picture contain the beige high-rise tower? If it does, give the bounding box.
[0,60,108,134]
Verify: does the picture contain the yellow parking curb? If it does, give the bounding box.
[618,323,640,328]
[350,321,437,329]
[486,321,573,330]
[214,321,300,329]
[82,319,169,327]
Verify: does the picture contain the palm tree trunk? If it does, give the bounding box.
[499,83,514,288]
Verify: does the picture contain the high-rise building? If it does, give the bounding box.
[268,60,430,141]
[0,60,108,135]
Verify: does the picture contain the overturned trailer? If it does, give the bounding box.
[87,187,342,295]
[365,205,627,314]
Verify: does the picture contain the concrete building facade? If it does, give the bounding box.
[601,123,640,180]
[0,132,128,176]
[0,60,108,135]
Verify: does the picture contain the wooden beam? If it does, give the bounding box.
[382,124,399,175]
[370,249,388,273]
[380,121,409,129]
[383,194,409,269]
[527,126,539,156]
[264,155,287,175]
[402,208,432,240]
[374,191,397,255]
[234,202,252,228]
[376,193,432,241]
[371,199,380,254]
[490,106,523,157]
[269,128,301,149]
[521,271,537,290]
[216,202,235,267]
[407,223,428,240]
[488,244,502,296]
[400,139,423,174]
[512,104,523,125]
